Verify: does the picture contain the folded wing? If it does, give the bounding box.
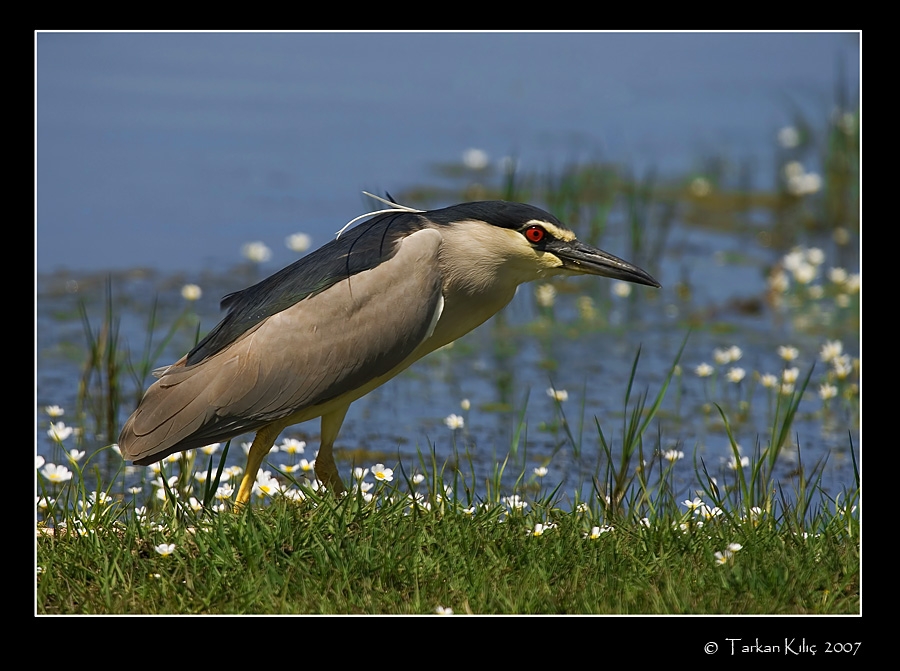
[118,228,444,464]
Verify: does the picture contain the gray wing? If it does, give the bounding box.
[119,228,444,463]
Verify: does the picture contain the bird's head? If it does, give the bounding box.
[424,201,661,290]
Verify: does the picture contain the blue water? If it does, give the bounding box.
[36,31,859,274]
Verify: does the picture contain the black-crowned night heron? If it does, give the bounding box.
[118,196,660,505]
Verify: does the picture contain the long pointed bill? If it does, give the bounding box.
[548,240,661,288]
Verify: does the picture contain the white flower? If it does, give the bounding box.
[241,241,272,263]
[504,494,528,510]
[713,346,741,365]
[215,483,235,501]
[372,464,394,482]
[782,367,800,384]
[282,488,307,502]
[353,467,369,481]
[44,405,65,417]
[155,486,179,502]
[784,163,822,195]
[462,148,489,170]
[777,346,799,361]
[67,449,86,463]
[200,442,221,455]
[768,269,790,293]
[460,398,471,411]
[820,340,843,363]
[40,463,73,483]
[760,373,778,388]
[801,173,822,194]
[253,474,282,498]
[612,281,632,298]
[792,263,817,284]
[818,383,838,400]
[577,295,596,320]
[777,126,800,148]
[434,605,454,615]
[530,522,556,537]
[36,455,45,470]
[805,248,825,266]
[533,466,549,477]
[155,543,176,557]
[690,176,712,197]
[407,492,431,512]
[697,505,723,520]
[828,267,848,284]
[285,233,312,253]
[546,388,568,402]
[727,456,750,470]
[695,363,714,377]
[726,367,745,383]
[663,449,684,463]
[586,525,613,539]
[444,414,465,430]
[181,284,202,301]
[782,248,805,272]
[87,490,113,506]
[535,283,557,307]
[714,543,742,565]
[224,465,244,479]
[47,422,74,442]
[683,497,704,511]
[832,357,853,379]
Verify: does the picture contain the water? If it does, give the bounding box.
[37,31,859,273]
[35,32,860,507]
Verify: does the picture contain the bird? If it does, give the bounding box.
[118,195,660,506]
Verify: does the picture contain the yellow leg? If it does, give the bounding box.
[315,405,350,495]
[235,423,284,508]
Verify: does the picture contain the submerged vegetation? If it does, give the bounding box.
[37,99,859,614]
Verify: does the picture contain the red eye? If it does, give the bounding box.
[525,226,546,243]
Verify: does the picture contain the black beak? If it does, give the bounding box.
[548,239,661,288]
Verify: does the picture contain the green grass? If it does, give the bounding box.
[37,463,859,614]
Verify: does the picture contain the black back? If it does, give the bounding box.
[185,200,558,366]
